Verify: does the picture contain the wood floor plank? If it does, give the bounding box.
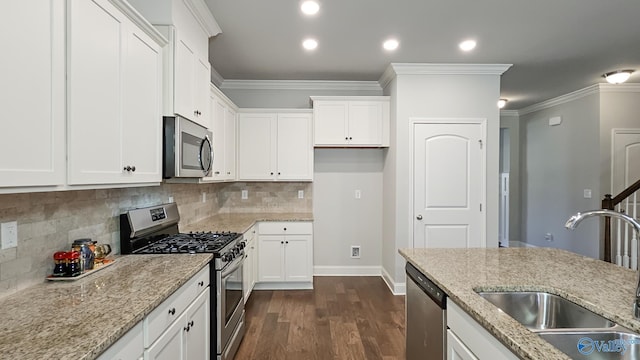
[234,276,405,360]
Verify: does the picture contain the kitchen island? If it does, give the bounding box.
[0,254,211,360]
[400,247,640,360]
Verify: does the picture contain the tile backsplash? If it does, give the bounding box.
[0,181,311,298]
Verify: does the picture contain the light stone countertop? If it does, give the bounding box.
[0,254,212,360]
[181,212,314,234]
[399,247,640,360]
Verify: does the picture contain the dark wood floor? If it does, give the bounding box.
[234,277,406,360]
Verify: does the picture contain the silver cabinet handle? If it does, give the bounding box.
[416,215,423,220]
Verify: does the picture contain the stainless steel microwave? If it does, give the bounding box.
[163,116,213,178]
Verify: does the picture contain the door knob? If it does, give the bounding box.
[416,215,423,220]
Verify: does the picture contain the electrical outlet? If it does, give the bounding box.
[583,189,592,199]
[355,190,361,199]
[1,221,18,249]
[241,190,248,200]
[168,196,174,203]
[202,192,206,203]
[298,190,304,199]
[350,245,361,258]
[544,233,554,242]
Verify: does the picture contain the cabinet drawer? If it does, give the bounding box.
[97,321,143,360]
[144,265,209,346]
[259,222,312,235]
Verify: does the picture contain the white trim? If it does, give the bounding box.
[210,83,238,111]
[220,79,382,92]
[382,266,406,295]
[238,108,313,114]
[387,63,512,76]
[210,66,224,88]
[499,110,519,117]
[611,128,640,195]
[310,95,389,102]
[313,266,381,276]
[508,241,537,248]
[108,0,168,46]
[518,84,600,115]
[183,0,222,36]
[253,282,313,290]
[599,83,640,93]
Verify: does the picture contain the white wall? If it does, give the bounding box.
[313,149,384,274]
[382,65,505,290]
[519,94,601,258]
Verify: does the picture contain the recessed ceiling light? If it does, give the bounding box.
[303,38,318,50]
[497,99,508,109]
[301,1,320,15]
[459,39,477,52]
[383,39,399,51]
[603,70,634,84]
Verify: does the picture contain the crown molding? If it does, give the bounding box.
[220,79,382,92]
[184,0,222,36]
[210,66,224,88]
[518,84,600,115]
[238,108,313,114]
[109,0,168,45]
[598,83,640,93]
[499,110,519,117]
[388,63,513,76]
[378,64,398,89]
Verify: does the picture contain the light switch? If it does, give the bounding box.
[241,190,248,200]
[355,190,361,199]
[1,221,18,249]
[298,190,304,199]
[583,189,592,199]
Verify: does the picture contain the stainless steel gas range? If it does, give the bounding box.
[120,203,245,360]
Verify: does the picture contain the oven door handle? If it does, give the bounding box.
[221,254,244,278]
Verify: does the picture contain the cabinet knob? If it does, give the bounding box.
[227,171,231,175]
[349,137,353,140]
[416,214,423,220]
[198,281,204,287]
[285,241,289,244]
[283,227,287,231]
[281,241,284,244]
[131,166,136,172]
[215,171,220,175]
[168,307,176,315]
[345,137,348,140]
[123,165,134,172]
[270,172,274,175]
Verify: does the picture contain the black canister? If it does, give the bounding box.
[71,238,95,273]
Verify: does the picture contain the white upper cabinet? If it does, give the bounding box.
[67,0,165,185]
[127,0,221,127]
[237,110,313,181]
[311,96,390,147]
[0,0,65,189]
[204,84,237,182]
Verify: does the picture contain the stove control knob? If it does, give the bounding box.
[239,241,246,249]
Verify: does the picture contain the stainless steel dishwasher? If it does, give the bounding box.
[406,262,447,360]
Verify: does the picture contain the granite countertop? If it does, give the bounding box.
[0,254,211,360]
[399,247,640,360]
[181,212,314,233]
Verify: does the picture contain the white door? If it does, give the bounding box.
[612,129,640,194]
[413,121,485,248]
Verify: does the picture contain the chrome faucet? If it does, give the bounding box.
[565,209,640,319]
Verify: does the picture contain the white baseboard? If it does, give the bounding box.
[313,265,382,276]
[253,282,313,290]
[509,241,538,248]
[382,266,406,295]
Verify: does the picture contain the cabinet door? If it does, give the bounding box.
[146,311,186,360]
[276,114,313,181]
[224,108,237,180]
[0,0,65,188]
[238,113,276,180]
[313,102,348,145]
[284,235,313,282]
[174,36,195,121]
[67,0,125,185]
[192,57,211,127]
[97,322,143,360]
[122,25,162,183]
[258,235,285,282]
[209,94,226,180]
[447,330,479,360]
[185,289,209,360]
[348,101,383,145]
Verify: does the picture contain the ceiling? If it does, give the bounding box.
[204,0,640,110]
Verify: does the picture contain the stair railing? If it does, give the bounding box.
[602,178,640,268]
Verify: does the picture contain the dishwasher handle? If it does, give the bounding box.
[406,262,447,309]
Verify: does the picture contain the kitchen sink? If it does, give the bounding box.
[477,291,615,330]
[538,330,640,359]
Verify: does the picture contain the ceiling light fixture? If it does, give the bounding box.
[300,1,320,15]
[303,38,318,50]
[459,39,476,52]
[603,70,634,84]
[383,39,399,51]
[497,99,508,109]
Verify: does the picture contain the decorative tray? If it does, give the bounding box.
[46,259,116,281]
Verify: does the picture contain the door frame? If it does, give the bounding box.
[409,117,488,248]
[611,128,640,194]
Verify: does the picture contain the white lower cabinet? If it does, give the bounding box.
[146,288,209,360]
[242,225,258,302]
[97,322,144,360]
[447,301,518,360]
[257,222,313,289]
